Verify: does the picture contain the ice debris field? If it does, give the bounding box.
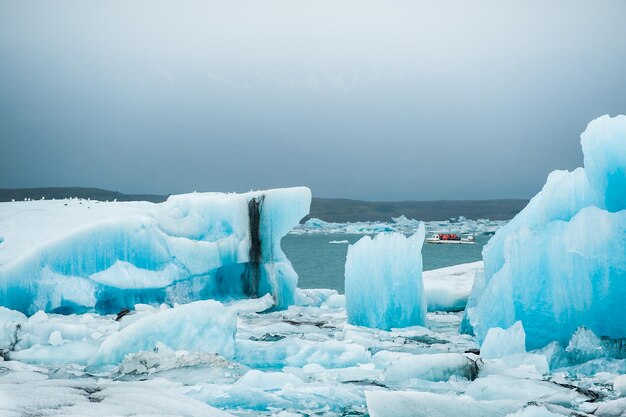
[1,115,626,416]
[292,215,505,236]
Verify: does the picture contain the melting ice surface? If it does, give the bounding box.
[464,115,626,349]
[0,187,311,314]
[2,289,626,417]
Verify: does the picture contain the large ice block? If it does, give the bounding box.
[463,115,626,349]
[344,225,427,330]
[89,299,236,366]
[0,187,311,314]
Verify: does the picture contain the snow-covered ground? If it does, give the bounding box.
[2,263,625,417]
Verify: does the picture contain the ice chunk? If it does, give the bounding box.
[89,300,236,366]
[464,115,626,348]
[478,354,549,379]
[614,374,626,396]
[0,187,311,314]
[0,307,26,351]
[504,406,562,417]
[224,293,275,314]
[235,370,304,390]
[465,375,586,405]
[119,344,233,375]
[344,225,427,330]
[320,294,345,309]
[383,352,478,382]
[365,391,519,417]
[0,366,236,417]
[594,398,626,417]
[581,115,626,212]
[187,376,365,415]
[48,330,64,346]
[294,288,339,307]
[10,340,100,365]
[423,261,482,312]
[235,338,370,369]
[481,321,526,359]
[565,327,605,363]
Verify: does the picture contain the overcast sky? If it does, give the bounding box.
[1,1,625,200]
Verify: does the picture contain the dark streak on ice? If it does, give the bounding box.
[242,195,264,298]
[75,386,104,403]
[249,333,286,342]
[115,308,131,321]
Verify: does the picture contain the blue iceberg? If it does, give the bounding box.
[344,225,427,330]
[0,187,311,315]
[463,115,626,349]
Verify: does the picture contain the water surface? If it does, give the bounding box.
[282,233,490,292]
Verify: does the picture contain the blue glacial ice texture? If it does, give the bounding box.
[463,115,626,349]
[89,299,237,366]
[344,224,427,330]
[0,187,311,315]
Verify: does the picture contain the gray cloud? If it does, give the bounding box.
[1,0,625,200]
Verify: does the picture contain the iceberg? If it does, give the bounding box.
[0,187,311,315]
[463,115,626,349]
[344,226,427,330]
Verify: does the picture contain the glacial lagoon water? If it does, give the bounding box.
[282,233,491,292]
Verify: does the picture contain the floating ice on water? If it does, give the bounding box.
[464,115,626,349]
[293,216,505,236]
[89,299,236,366]
[480,321,526,359]
[0,187,311,314]
[344,226,426,330]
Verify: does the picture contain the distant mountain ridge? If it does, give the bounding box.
[0,187,528,222]
[0,187,166,203]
